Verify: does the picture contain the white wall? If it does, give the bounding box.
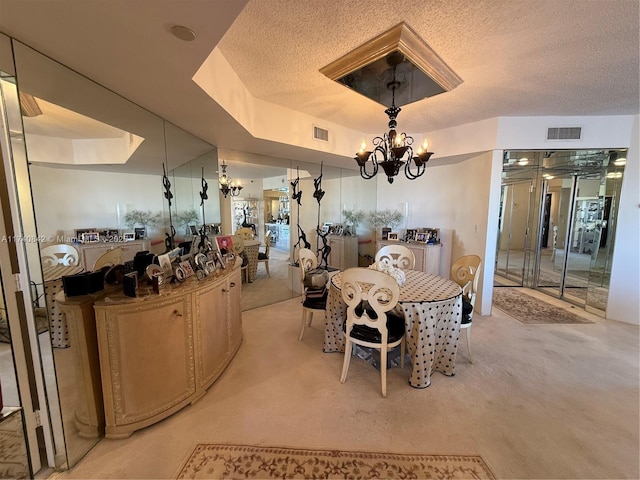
[606,115,639,325]
[30,165,166,248]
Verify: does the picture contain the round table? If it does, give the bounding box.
[323,269,462,388]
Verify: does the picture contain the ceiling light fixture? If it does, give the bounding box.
[170,25,196,42]
[354,52,433,184]
[219,162,242,198]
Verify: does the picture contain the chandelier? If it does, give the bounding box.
[354,53,434,184]
[219,161,243,198]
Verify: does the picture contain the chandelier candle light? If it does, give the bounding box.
[354,53,434,184]
[219,161,243,198]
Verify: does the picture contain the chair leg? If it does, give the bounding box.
[380,346,388,398]
[400,338,405,369]
[340,339,352,383]
[466,325,473,363]
[307,310,313,326]
[298,309,309,341]
[265,261,270,277]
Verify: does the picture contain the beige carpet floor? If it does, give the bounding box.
[176,444,496,479]
[49,289,639,480]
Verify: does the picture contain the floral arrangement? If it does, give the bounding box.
[176,208,200,227]
[368,209,404,229]
[124,209,161,229]
[342,209,365,228]
[368,260,406,286]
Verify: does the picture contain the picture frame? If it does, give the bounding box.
[134,227,146,240]
[322,222,332,234]
[204,260,216,275]
[381,227,391,240]
[424,228,440,244]
[179,260,195,278]
[405,229,417,242]
[415,232,429,243]
[215,235,234,255]
[189,225,199,235]
[387,232,399,241]
[80,231,100,243]
[214,250,226,269]
[157,253,173,278]
[123,232,135,242]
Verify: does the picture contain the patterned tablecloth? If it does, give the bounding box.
[243,239,261,282]
[43,265,84,348]
[323,269,462,388]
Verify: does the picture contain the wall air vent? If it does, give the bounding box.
[313,126,329,142]
[547,127,582,141]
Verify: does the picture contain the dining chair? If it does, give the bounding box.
[340,267,405,398]
[236,227,255,240]
[231,234,249,283]
[40,244,80,267]
[257,231,271,277]
[297,248,327,341]
[93,247,123,271]
[375,244,415,270]
[450,254,482,363]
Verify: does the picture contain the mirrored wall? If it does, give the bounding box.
[1,35,377,474]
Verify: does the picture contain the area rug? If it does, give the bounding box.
[492,287,593,324]
[176,444,496,479]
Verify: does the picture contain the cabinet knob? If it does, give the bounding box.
[230,282,236,287]
[222,288,229,293]
[172,310,183,317]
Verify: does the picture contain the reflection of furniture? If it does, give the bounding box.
[86,266,243,439]
[231,235,249,283]
[77,241,149,270]
[374,244,415,270]
[376,241,441,275]
[93,247,123,270]
[257,233,271,277]
[236,227,255,240]
[0,408,30,479]
[298,248,327,341]
[450,255,482,363]
[325,269,461,388]
[327,235,358,270]
[43,264,84,348]
[339,268,405,398]
[41,244,80,267]
[56,289,108,438]
[242,239,261,283]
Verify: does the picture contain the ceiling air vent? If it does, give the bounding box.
[547,127,582,141]
[313,126,329,142]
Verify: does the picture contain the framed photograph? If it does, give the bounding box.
[215,235,234,255]
[415,232,428,243]
[134,227,146,240]
[381,227,391,240]
[424,228,440,244]
[387,232,399,241]
[214,250,226,269]
[123,232,135,242]
[322,222,332,234]
[157,253,173,278]
[405,229,417,242]
[189,225,199,235]
[204,260,216,275]
[80,231,100,243]
[179,260,195,278]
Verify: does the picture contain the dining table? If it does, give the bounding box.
[323,269,463,388]
[42,264,84,348]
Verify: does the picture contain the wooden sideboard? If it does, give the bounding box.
[57,263,243,439]
[376,240,442,275]
[327,235,358,270]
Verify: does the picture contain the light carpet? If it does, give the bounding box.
[176,444,496,479]
[492,287,594,324]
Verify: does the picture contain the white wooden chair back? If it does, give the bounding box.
[375,244,415,270]
[93,247,123,270]
[40,244,80,267]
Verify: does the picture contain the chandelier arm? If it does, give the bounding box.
[405,158,427,180]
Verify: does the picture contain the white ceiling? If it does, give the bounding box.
[0,0,638,172]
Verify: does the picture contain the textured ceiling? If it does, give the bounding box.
[0,0,638,171]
